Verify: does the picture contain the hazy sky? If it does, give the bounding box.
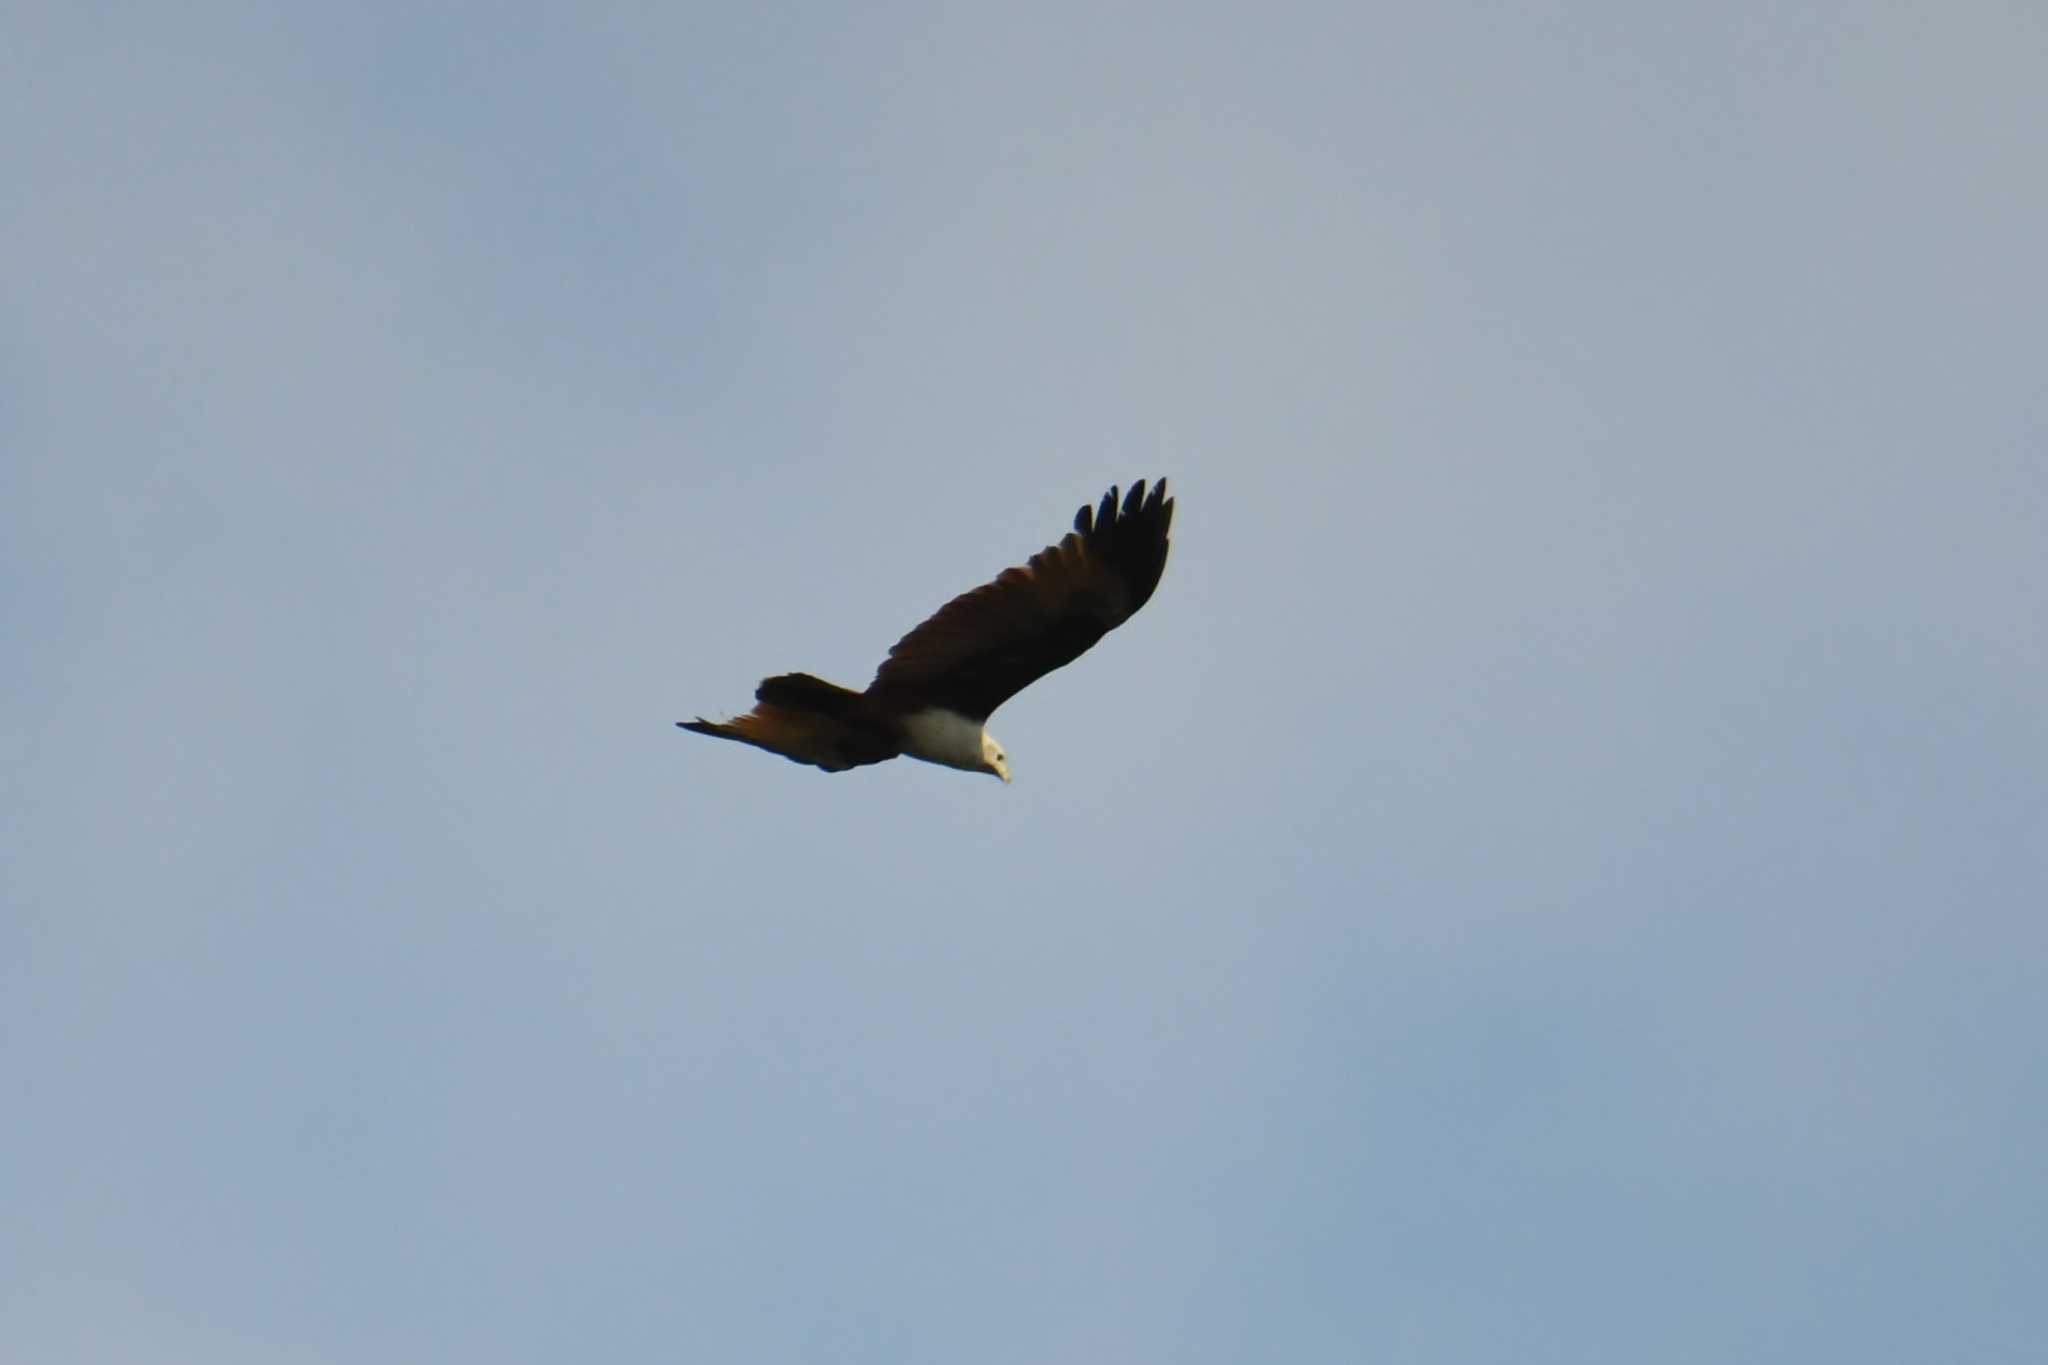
[6,3,2044,1361]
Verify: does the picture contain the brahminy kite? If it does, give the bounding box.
[678,478,1173,780]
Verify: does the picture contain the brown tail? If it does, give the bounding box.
[677,674,891,773]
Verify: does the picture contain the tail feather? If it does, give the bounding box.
[677,674,890,773]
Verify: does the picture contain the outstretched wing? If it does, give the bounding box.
[867,479,1173,721]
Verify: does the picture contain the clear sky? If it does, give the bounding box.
[6,3,2044,1361]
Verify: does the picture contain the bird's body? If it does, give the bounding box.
[678,479,1174,781]
[897,706,999,774]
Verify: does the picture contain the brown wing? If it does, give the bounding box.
[867,479,1173,721]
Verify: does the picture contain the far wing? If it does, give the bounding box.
[867,479,1173,721]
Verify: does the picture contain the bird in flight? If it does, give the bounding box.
[678,478,1174,781]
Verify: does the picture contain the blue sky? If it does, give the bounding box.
[6,3,2044,1361]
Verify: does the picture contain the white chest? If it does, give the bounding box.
[899,708,988,772]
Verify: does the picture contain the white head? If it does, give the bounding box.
[982,731,1010,783]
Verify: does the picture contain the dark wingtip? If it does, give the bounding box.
[1077,478,1171,540]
